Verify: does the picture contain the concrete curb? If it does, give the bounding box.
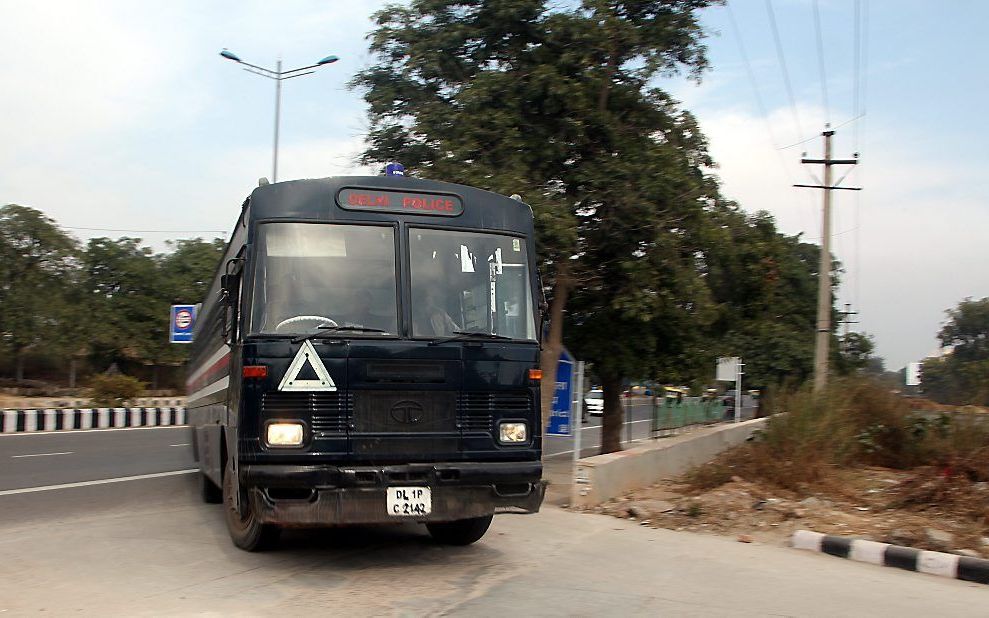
[1,408,187,433]
[792,530,989,585]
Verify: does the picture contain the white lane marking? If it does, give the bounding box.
[0,469,199,497]
[0,425,188,438]
[169,443,190,447]
[11,451,73,458]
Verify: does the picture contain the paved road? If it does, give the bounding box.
[0,473,985,616]
[544,400,671,458]
[0,426,194,492]
[2,426,986,615]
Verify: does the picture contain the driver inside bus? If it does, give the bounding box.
[417,288,459,336]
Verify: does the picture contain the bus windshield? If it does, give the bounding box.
[251,223,398,335]
[409,228,536,340]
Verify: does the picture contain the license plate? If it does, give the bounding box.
[386,486,432,517]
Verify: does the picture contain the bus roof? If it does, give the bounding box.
[245,176,534,235]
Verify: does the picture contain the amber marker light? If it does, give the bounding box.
[528,369,543,381]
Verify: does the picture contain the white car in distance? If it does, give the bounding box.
[583,389,604,416]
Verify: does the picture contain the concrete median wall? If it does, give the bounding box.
[572,417,768,507]
[1,407,187,433]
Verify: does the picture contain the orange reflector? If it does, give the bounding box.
[243,365,268,378]
[528,369,543,381]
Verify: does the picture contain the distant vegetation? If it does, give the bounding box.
[922,297,989,406]
[0,204,224,391]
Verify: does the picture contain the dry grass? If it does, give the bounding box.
[687,378,989,495]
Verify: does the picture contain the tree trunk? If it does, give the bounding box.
[69,358,77,389]
[15,348,25,383]
[152,364,159,391]
[539,262,573,431]
[600,373,624,454]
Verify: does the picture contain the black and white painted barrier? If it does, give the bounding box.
[1,408,187,433]
[793,529,989,585]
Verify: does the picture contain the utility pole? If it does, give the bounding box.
[839,303,859,339]
[795,127,860,393]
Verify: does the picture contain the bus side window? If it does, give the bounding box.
[221,256,244,345]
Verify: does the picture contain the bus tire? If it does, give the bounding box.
[426,515,493,546]
[201,472,222,504]
[223,460,280,551]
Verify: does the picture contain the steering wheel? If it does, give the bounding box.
[274,315,338,333]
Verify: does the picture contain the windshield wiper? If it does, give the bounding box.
[291,325,389,343]
[429,330,513,346]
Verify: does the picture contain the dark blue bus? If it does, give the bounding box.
[187,174,545,551]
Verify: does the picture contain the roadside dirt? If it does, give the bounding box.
[591,466,989,557]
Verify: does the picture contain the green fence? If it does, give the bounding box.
[650,397,726,436]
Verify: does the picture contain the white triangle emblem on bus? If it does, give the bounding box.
[278,339,337,391]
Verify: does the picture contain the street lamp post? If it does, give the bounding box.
[220,49,339,183]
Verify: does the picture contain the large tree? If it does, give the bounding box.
[922,297,989,405]
[353,0,720,451]
[0,205,80,381]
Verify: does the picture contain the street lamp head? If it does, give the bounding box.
[220,49,242,63]
[317,55,339,65]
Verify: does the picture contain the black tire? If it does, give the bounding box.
[223,460,280,552]
[426,515,493,546]
[201,472,222,504]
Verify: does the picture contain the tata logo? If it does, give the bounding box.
[389,400,424,425]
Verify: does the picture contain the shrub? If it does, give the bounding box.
[686,377,989,494]
[88,374,145,407]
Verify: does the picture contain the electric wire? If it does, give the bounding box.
[779,114,865,150]
[725,3,815,235]
[765,0,804,143]
[812,0,830,124]
[852,0,868,320]
[725,5,792,174]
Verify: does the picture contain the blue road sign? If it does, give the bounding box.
[170,304,197,344]
[546,347,574,436]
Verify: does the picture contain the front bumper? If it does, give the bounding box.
[240,461,545,526]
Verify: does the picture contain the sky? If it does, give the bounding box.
[1,0,986,370]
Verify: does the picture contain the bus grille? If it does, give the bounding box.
[460,392,531,433]
[352,390,457,433]
[261,392,352,434]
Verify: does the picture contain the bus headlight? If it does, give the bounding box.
[499,422,527,444]
[266,422,304,447]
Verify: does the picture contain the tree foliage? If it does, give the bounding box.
[354,0,725,452]
[0,203,224,386]
[0,205,80,379]
[922,297,989,406]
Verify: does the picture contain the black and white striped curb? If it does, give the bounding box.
[793,529,989,585]
[1,408,187,433]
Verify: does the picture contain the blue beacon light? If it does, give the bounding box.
[385,163,405,177]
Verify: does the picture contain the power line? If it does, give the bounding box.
[725,5,795,182]
[812,0,830,123]
[765,0,803,142]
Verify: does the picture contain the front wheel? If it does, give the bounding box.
[223,460,280,552]
[426,515,493,546]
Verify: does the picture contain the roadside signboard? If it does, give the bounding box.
[716,357,740,382]
[170,304,197,344]
[547,348,574,436]
[906,362,921,386]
